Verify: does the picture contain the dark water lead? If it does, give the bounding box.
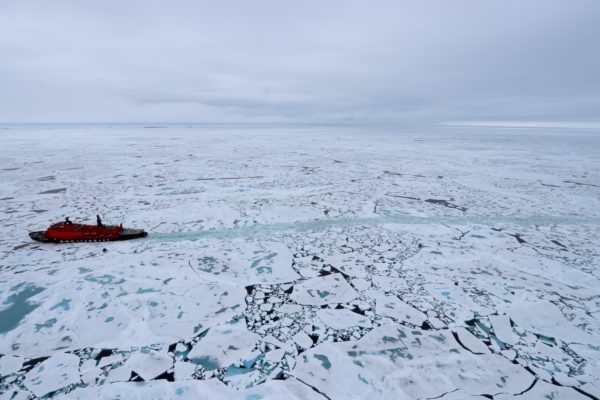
[0,285,45,334]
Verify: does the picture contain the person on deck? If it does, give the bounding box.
[65,217,72,224]
[96,215,103,227]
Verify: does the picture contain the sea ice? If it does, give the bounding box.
[23,353,80,397]
[1,126,599,399]
[126,349,173,381]
[290,274,359,306]
[488,314,517,345]
[187,318,260,370]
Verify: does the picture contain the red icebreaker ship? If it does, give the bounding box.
[29,221,147,243]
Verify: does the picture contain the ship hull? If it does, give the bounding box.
[29,223,148,243]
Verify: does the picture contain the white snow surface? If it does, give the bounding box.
[1,126,600,399]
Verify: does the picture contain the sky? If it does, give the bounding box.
[1,0,599,126]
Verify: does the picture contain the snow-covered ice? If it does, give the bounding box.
[1,125,600,399]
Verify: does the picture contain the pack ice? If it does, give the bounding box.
[1,126,599,399]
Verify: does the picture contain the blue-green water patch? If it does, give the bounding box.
[50,299,71,311]
[137,288,158,294]
[256,266,272,274]
[0,285,45,334]
[35,318,57,332]
[431,334,447,343]
[348,348,413,362]
[85,274,125,285]
[225,365,253,377]
[190,355,220,370]
[313,354,331,369]
[175,387,189,396]
[243,353,263,369]
[536,334,557,346]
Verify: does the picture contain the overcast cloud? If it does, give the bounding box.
[1,0,599,125]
